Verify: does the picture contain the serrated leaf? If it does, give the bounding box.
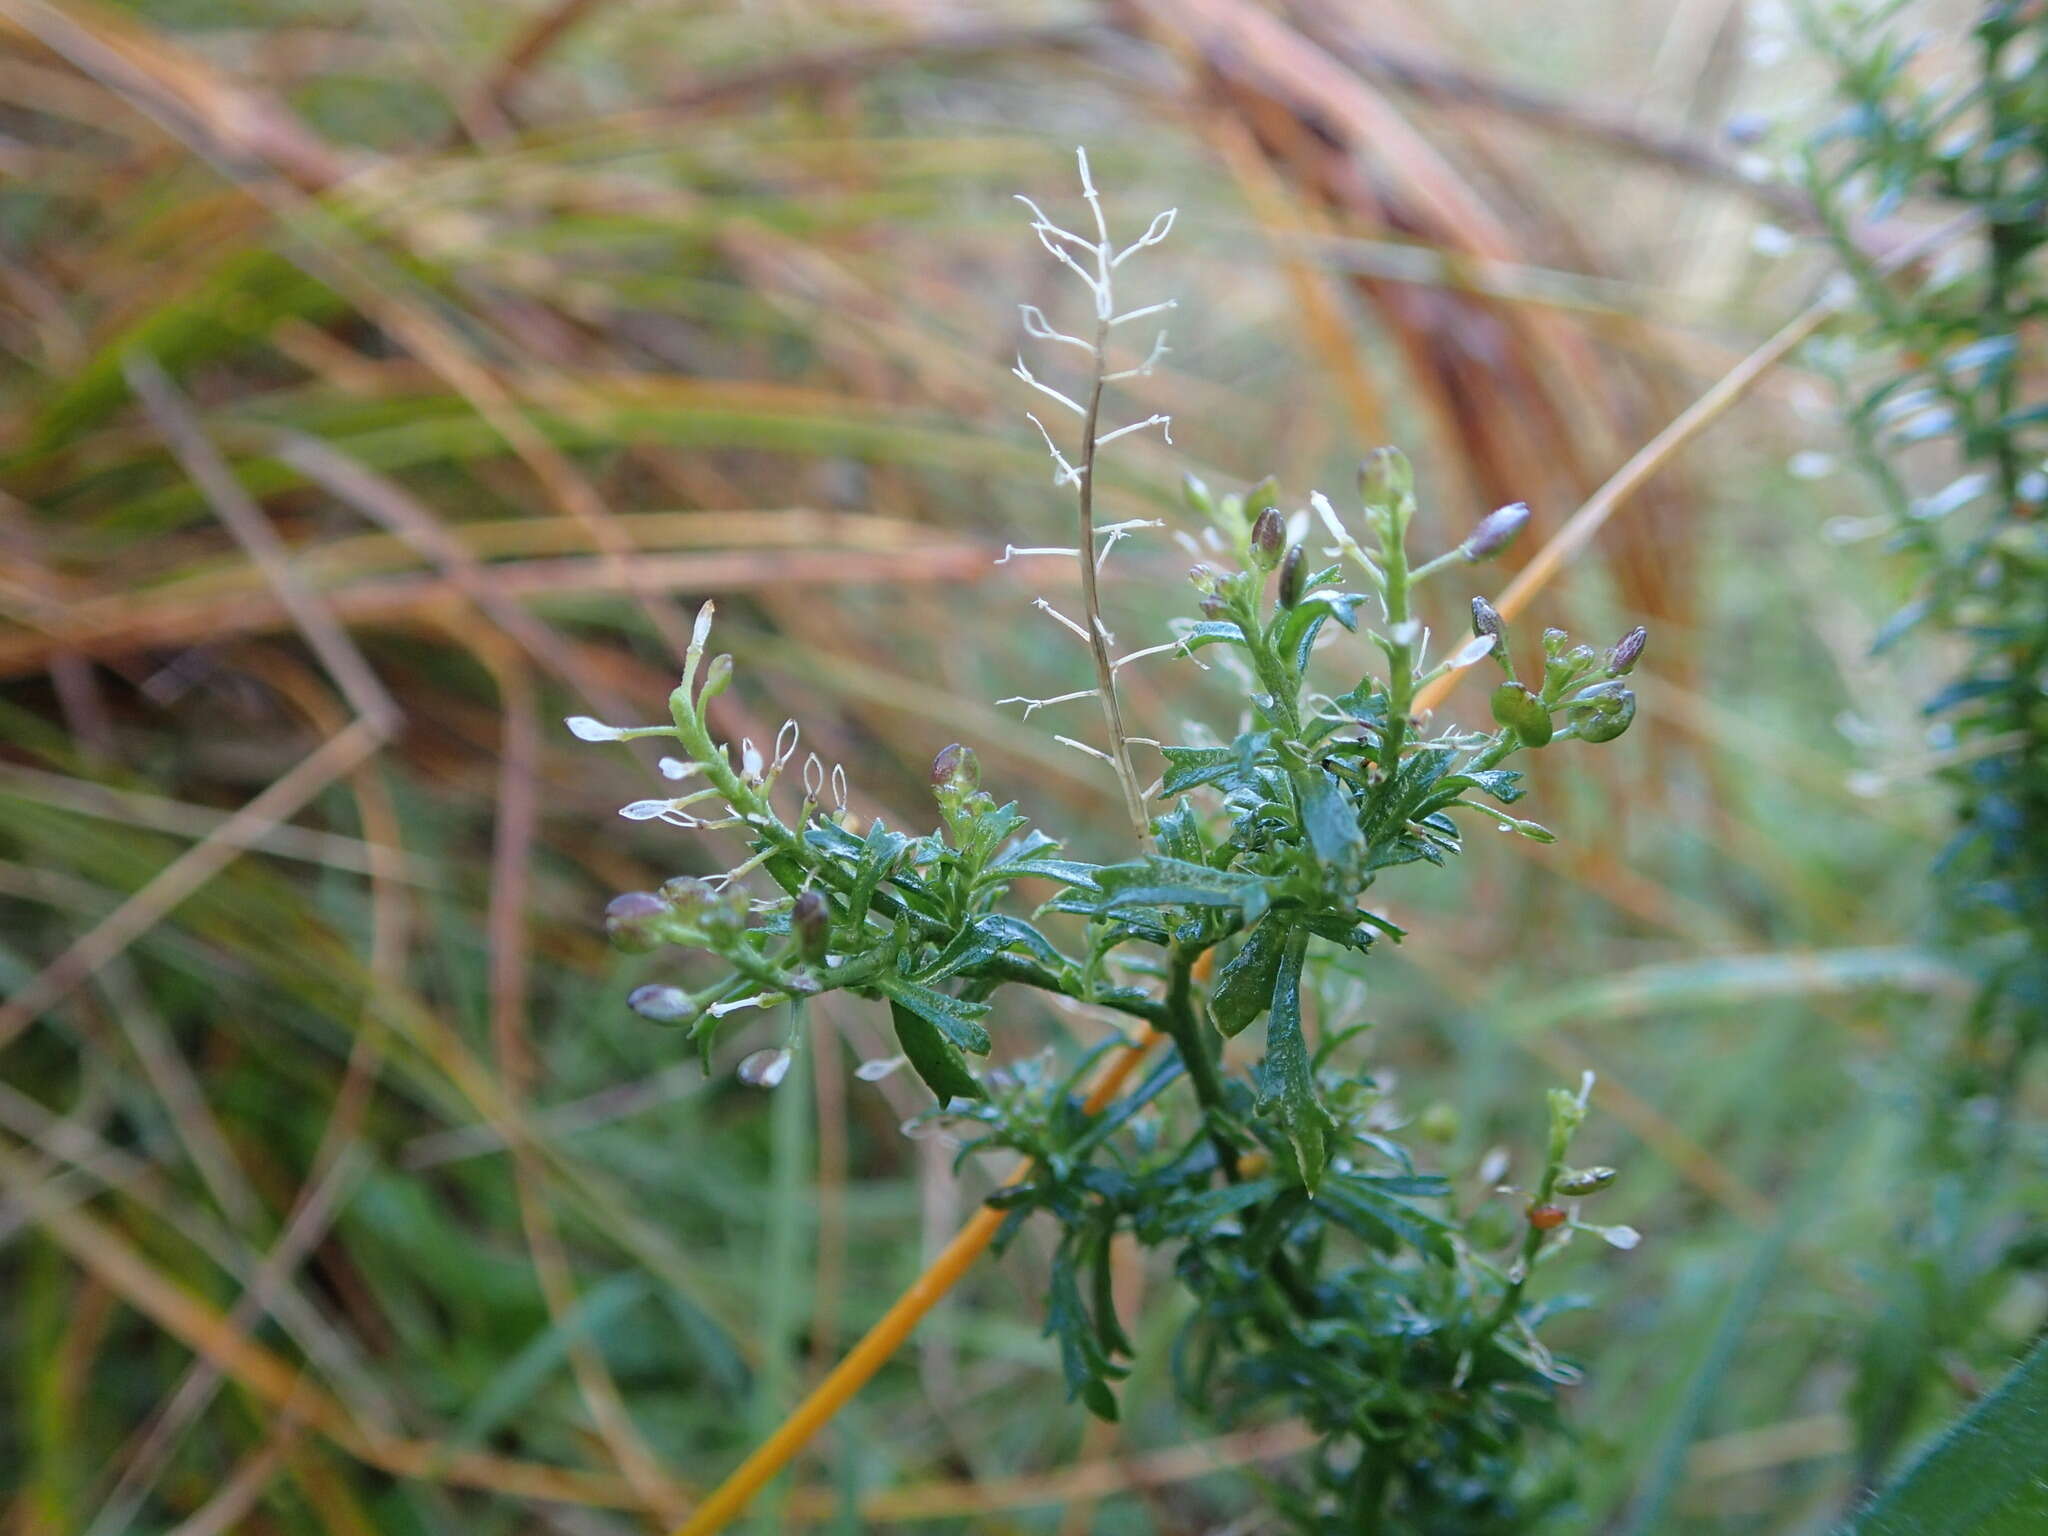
[879,975,991,1054]
[888,1001,983,1102]
[1256,926,1331,1192]
[920,914,1063,982]
[1301,769,1363,871]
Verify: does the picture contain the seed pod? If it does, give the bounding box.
[1277,543,1305,607]
[1463,501,1530,561]
[1555,1165,1618,1197]
[791,890,830,963]
[1491,681,1554,747]
[604,890,670,953]
[737,1047,793,1089]
[1527,1203,1568,1231]
[627,984,696,1025]
[1606,625,1648,677]
[1357,446,1413,509]
[1249,508,1285,570]
[1567,680,1637,744]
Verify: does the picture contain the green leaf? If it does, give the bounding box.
[1300,769,1363,873]
[1098,857,1272,921]
[1209,915,1289,1037]
[1839,1334,2048,1536]
[879,976,992,1055]
[887,1001,984,1103]
[1256,926,1331,1192]
[920,914,1062,982]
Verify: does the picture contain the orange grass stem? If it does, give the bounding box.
[670,1027,1160,1536]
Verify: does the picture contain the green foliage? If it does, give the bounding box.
[1803,0,2048,1493]
[1839,1334,2048,1536]
[571,177,1650,1520]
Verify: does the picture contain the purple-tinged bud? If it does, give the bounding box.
[1491,682,1553,747]
[1277,543,1305,608]
[1188,564,1222,598]
[737,1047,793,1089]
[1249,508,1285,571]
[1462,501,1530,561]
[792,890,830,964]
[1198,593,1228,619]
[1471,596,1505,648]
[604,890,670,953]
[628,984,696,1025]
[1606,626,1648,677]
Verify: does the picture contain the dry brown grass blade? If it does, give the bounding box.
[0,762,436,883]
[0,0,347,192]
[473,625,692,1523]
[783,1422,1317,1525]
[0,717,384,1051]
[124,354,402,738]
[0,545,1000,679]
[0,1138,650,1510]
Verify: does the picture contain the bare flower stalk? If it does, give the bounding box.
[1015,149,1177,848]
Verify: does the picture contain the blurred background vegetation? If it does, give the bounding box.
[0,0,2038,1531]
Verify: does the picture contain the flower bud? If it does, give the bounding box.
[1555,1165,1618,1197]
[1606,625,1648,677]
[1527,1203,1568,1231]
[1357,446,1413,510]
[1567,680,1636,744]
[628,984,697,1025]
[606,890,675,953]
[1491,681,1554,747]
[1462,501,1530,561]
[791,890,831,963]
[930,742,981,806]
[1471,596,1504,644]
[1417,1102,1461,1144]
[1249,508,1285,570]
[1277,543,1305,607]
[737,1047,793,1089]
[1243,473,1281,522]
[1181,472,1215,517]
[698,653,734,702]
[1540,627,1569,658]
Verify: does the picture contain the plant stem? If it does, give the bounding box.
[1075,311,1153,849]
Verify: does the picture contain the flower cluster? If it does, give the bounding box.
[569,163,1652,1529]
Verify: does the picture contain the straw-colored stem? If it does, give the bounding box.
[668,1028,1160,1536]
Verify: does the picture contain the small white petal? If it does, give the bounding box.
[566,716,623,741]
[737,1047,793,1089]
[658,757,698,781]
[1601,1224,1641,1251]
[1447,633,1499,670]
[855,1055,906,1082]
[620,799,675,820]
